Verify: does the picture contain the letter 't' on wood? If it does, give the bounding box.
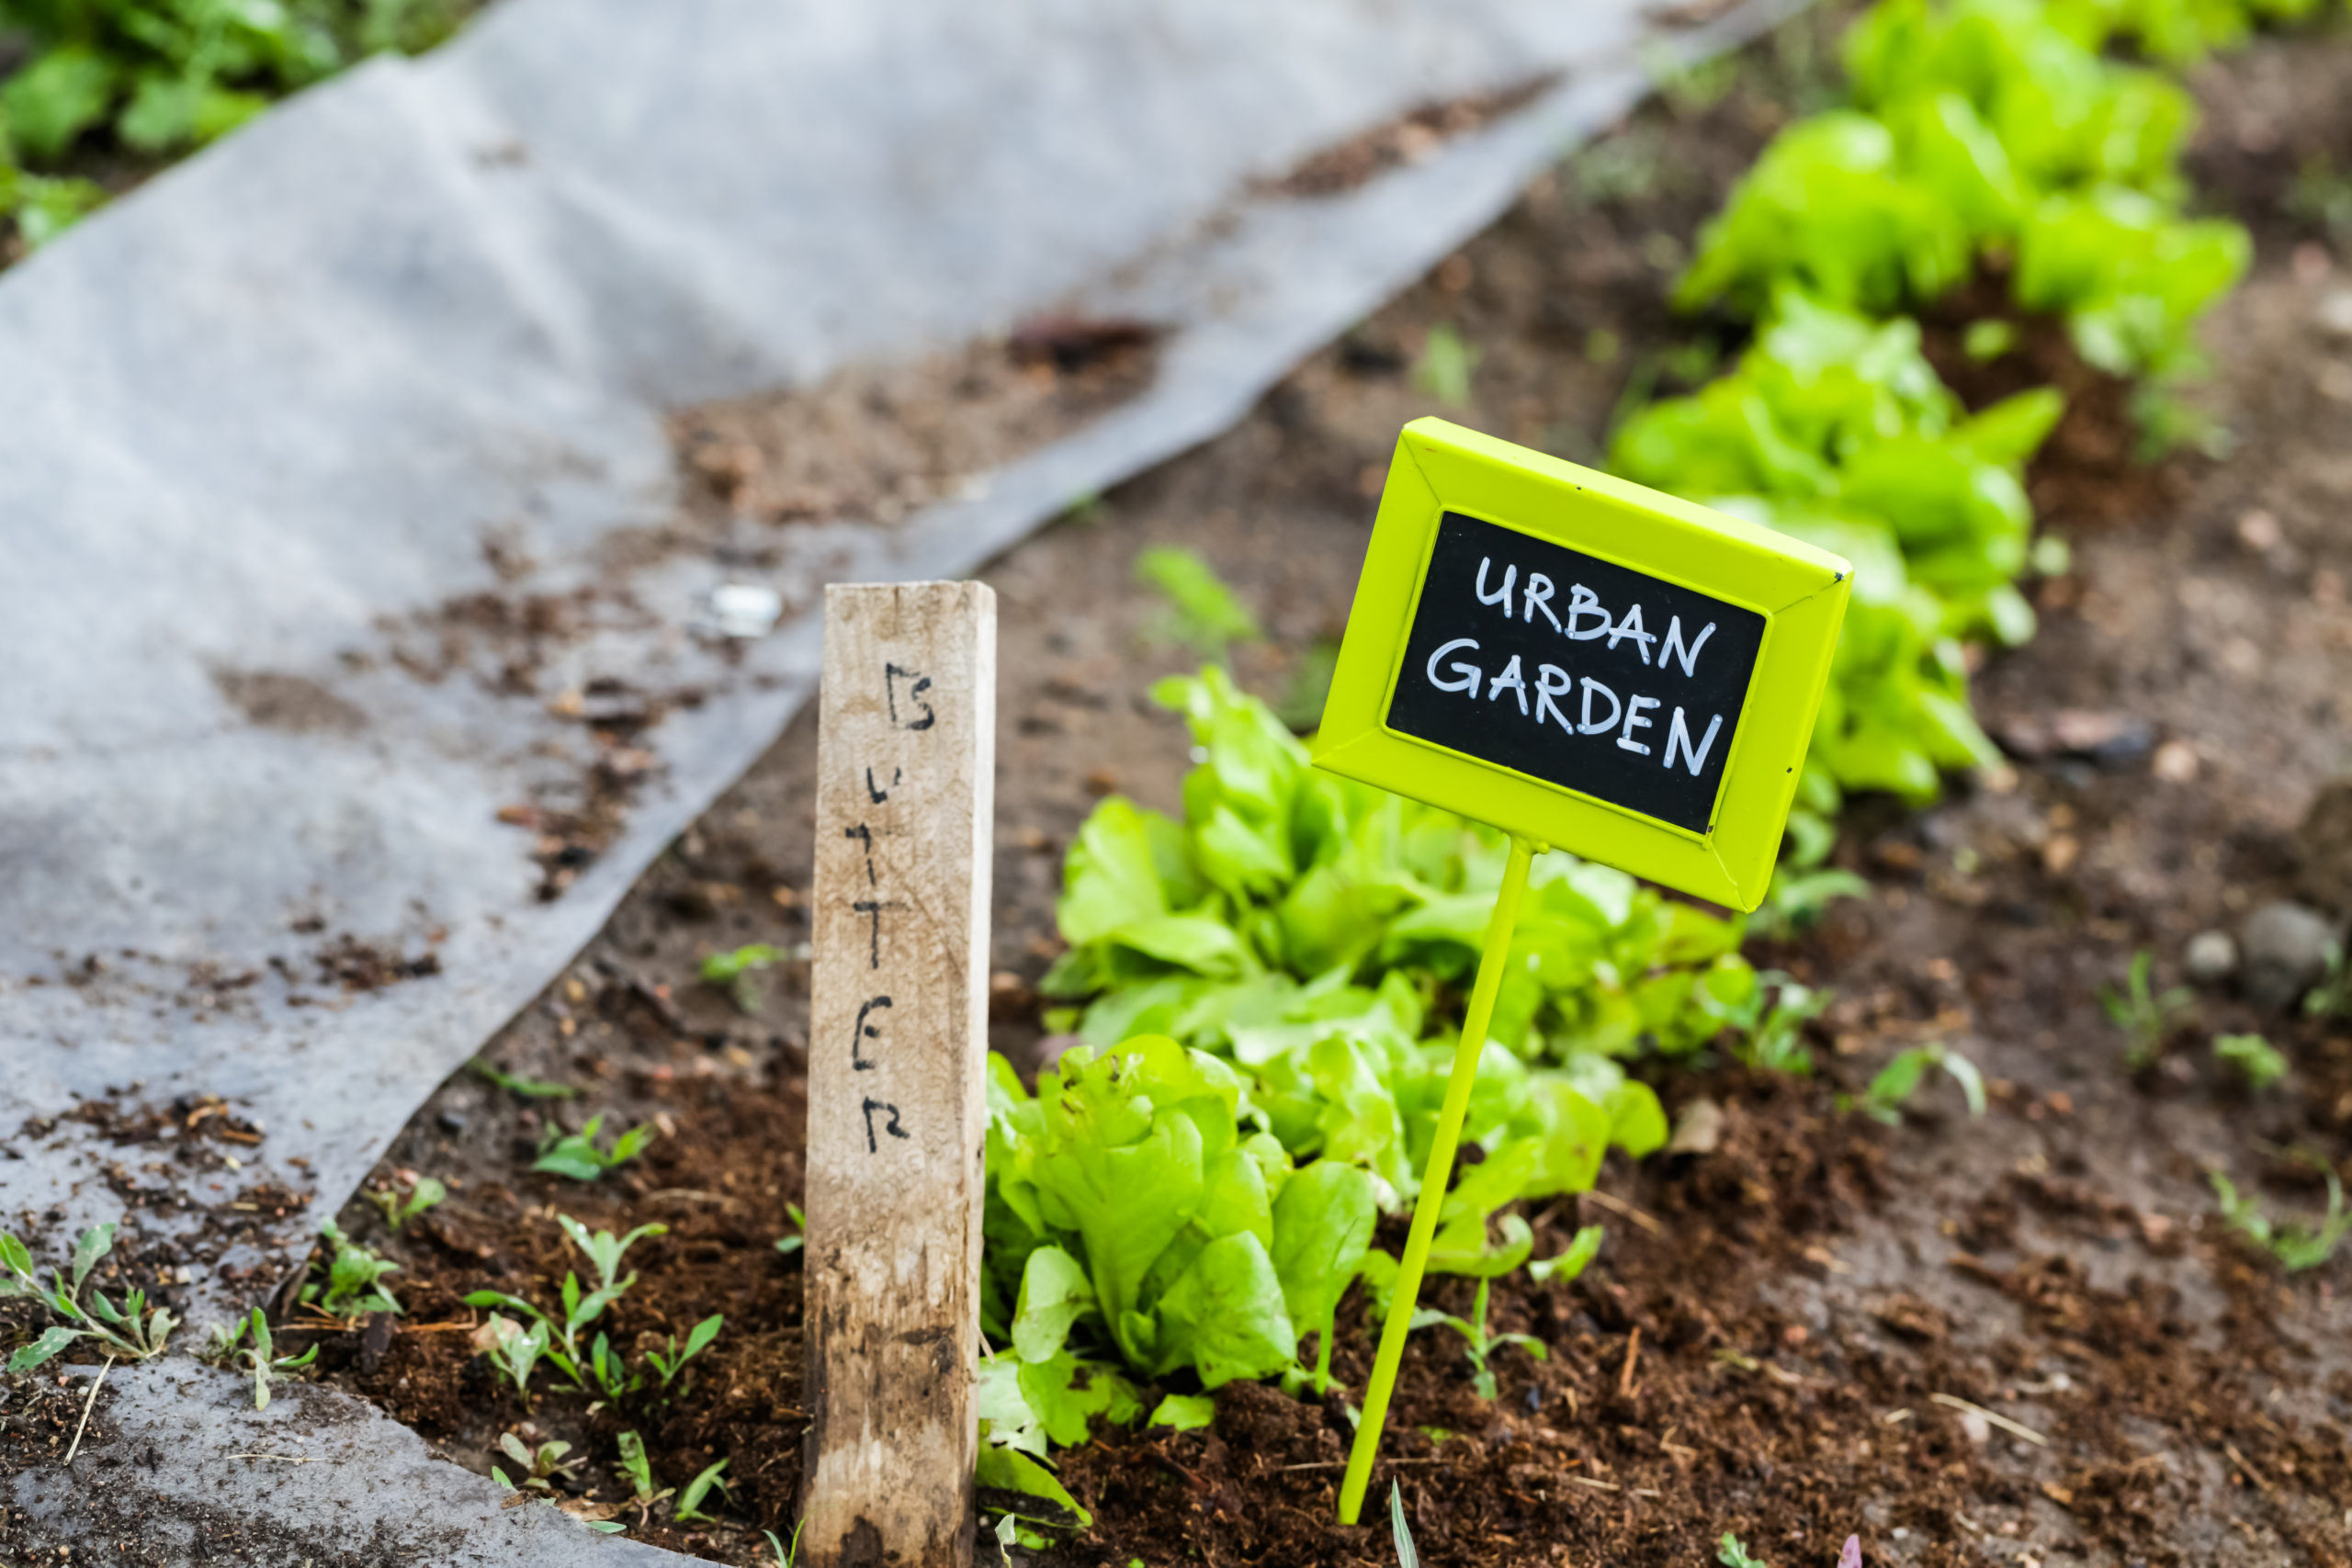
[804,581,996,1568]
[1314,418,1849,909]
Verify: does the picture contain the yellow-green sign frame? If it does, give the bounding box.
[1312,417,1850,912]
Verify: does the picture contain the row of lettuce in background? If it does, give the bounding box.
[0,0,468,245]
[976,0,2337,1470]
[1613,0,2342,874]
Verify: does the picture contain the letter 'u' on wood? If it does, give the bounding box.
[1313,418,1849,911]
[804,581,996,1568]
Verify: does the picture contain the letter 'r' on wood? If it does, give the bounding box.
[1311,418,1850,910]
[805,581,996,1568]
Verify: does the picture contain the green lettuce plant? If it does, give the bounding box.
[0,0,468,161]
[1043,667,1751,1077]
[1612,290,2058,827]
[983,1036,1373,1418]
[1679,0,2250,446]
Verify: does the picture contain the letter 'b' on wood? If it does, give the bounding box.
[805,581,996,1568]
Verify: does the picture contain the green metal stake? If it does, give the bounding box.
[1336,832,1540,1526]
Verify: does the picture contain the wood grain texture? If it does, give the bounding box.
[803,581,995,1568]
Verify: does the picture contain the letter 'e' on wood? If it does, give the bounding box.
[1311,418,1849,910]
[804,581,996,1568]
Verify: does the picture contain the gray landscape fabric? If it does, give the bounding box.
[1,0,1796,1553]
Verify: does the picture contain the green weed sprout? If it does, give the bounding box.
[1408,1278,1547,1401]
[584,1330,638,1400]
[1720,1536,1770,1568]
[478,1314,553,1405]
[775,1202,807,1258]
[1411,324,1480,409]
[2287,153,2352,244]
[1530,1225,1605,1285]
[613,1431,673,1528]
[204,1308,319,1409]
[1753,865,1870,940]
[493,1431,582,1493]
[2304,945,2351,1020]
[2211,1157,2348,1273]
[366,1174,447,1235]
[702,943,786,983]
[469,1058,578,1099]
[1391,1480,1420,1568]
[673,1457,731,1524]
[2101,951,2191,1070]
[646,1313,724,1392]
[465,1217,666,1396]
[764,1523,807,1567]
[1732,975,1832,1076]
[1844,1043,1986,1124]
[701,943,806,1012]
[1721,1530,1861,1566]
[2213,1033,2288,1092]
[534,1112,658,1181]
[1136,547,1261,663]
[0,1222,178,1371]
[302,1220,401,1320]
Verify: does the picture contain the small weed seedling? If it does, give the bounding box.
[2211,1157,2349,1273]
[1136,547,1262,664]
[700,942,807,1013]
[365,1174,447,1235]
[586,1329,639,1401]
[476,1314,553,1405]
[775,1202,807,1258]
[1723,1539,1863,1568]
[1411,324,1480,410]
[534,1113,657,1181]
[492,1431,584,1493]
[645,1314,724,1393]
[469,1057,578,1099]
[465,1217,667,1397]
[1646,40,1738,117]
[1732,975,1832,1077]
[764,1523,807,1567]
[1844,1043,1987,1125]
[1409,1278,1546,1402]
[1530,1224,1605,1285]
[2288,153,2352,244]
[2305,946,2351,1020]
[2101,951,2192,1070]
[301,1221,401,1320]
[204,1308,319,1409]
[673,1457,731,1524]
[1567,128,1668,207]
[613,1431,673,1528]
[1752,866,1869,940]
[0,1223,178,1371]
[1390,1480,1419,1568]
[1271,637,1342,735]
[2213,1033,2288,1092]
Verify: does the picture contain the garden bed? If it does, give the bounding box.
[116,9,2352,1565]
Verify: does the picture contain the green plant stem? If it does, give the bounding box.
[1337,833,1537,1526]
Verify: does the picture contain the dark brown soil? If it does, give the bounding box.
[672,333,1160,531]
[270,11,2352,1568]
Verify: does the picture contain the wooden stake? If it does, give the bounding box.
[803,582,996,1568]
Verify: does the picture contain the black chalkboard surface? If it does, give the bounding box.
[1387,512,1764,834]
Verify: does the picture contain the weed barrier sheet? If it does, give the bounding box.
[0,0,1799,1553]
